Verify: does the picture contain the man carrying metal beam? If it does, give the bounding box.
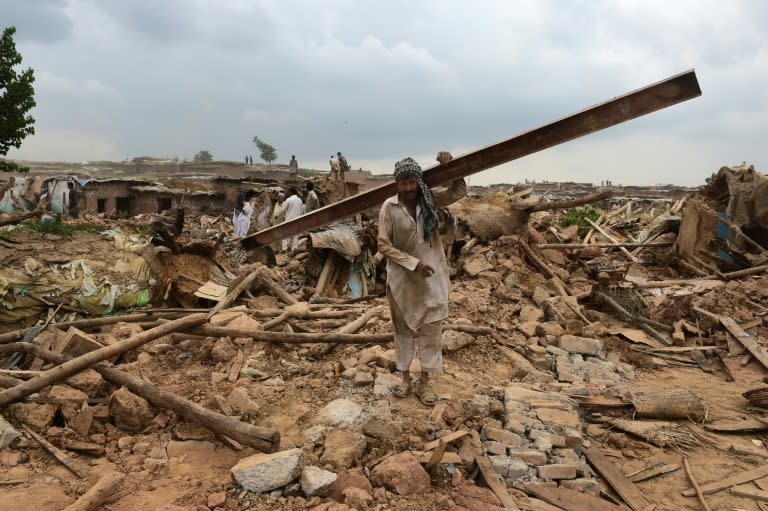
[378,157,467,406]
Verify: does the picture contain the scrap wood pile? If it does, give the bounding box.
[0,165,767,511]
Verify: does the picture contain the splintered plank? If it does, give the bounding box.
[524,484,625,511]
[584,448,651,511]
[719,316,768,370]
[423,430,468,450]
[23,425,83,479]
[629,464,680,483]
[475,454,520,511]
[731,485,768,502]
[682,464,768,497]
[704,419,768,433]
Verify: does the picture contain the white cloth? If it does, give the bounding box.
[377,179,467,331]
[232,202,253,237]
[281,194,304,251]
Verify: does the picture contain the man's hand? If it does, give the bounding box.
[415,261,435,278]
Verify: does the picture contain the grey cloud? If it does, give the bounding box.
[0,0,73,43]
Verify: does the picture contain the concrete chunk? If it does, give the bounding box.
[300,466,337,497]
[537,463,577,480]
[559,335,602,356]
[231,448,303,493]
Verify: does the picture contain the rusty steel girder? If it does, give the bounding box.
[242,69,701,249]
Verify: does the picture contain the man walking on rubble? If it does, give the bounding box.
[377,156,466,406]
[281,186,304,252]
[337,151,350,181]
[304,181,320,213]
[328,154,340,181]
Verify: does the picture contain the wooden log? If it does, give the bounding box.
[62,471,125,511]
[475,453,521,510]
[721,264,768,280]
[0,209,42,227]
[0,312,189,345]
[529,190,613,212]
[731,485,768,503]
[683,456,712,511]
[311,252,338,300]
[317,305,385,356]
[0,313,207,407]
[207,269,262,319]
[22,425,83,478]
[537,241,674,250]
[586,219,638,262]
[188,325,392,345]
[584,447,651,511]
[524,483,624,511]
[255,270,298,305]
[595,292,672,345]
[518,239,574,295]
[24,345,280,453]
[681,464,768,497]
[719,316,768,370]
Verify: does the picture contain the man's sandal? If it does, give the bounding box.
[415,385,437,406]
[393,382,411,398]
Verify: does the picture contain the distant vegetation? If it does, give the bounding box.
[193,150,213,162]
[23,217,103,235]
[0,26,36,173]
[252,137,277,166]
[558,206,601,237]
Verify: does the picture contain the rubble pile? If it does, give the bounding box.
[1,165,768,511]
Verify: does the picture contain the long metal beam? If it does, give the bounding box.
[242,69,701,249]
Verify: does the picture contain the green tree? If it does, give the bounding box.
[252,136,277,166]
[193,149,213,162]
[0,26,36,173]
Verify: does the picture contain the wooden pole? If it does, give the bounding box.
[518,239,574,295]
[586,219,638,262]
[207,269,262,319]
[22,344,280,453]
[0,209,42,227]
[537,242,674,250]
[317,305,385,356]
[188,324,392,345]
[0,313,207,407]
[62,471,125,511]
[529,190,613,212]
[682,456,712,511]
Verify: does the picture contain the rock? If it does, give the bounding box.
[560,478,601,497]
[528,429,566,448]
[537,463,577,480]
[357,346,386,367]
[370,452,430,495]
[511,449,547,466]
[352,371,374,386]
[497,347,534,379]
[464,255,494,277]
[559,335,603,356]
[483,441,507,455]
[66,369,106,396]
[519,305,545,323]
[442,330,475,352]
[301,466,338,497]
[535,408,581,430]
[517,321,540,338]
[374,350,397,370]
[226,388,258,415]
[210,337,236,362]
[303,425,328,446]
[226,315,262,331]
[542,249,567,266]
[329,469,373,503]
[343,487,373,509]
[8,403,56,432]
[373,373,401,399]
[488,455,529,479]
[109,388,154,433]
[315,399,362,427]
[463,396,492,419]
[321,430,367,469]
[362,416,401,441]
[482,426,523,448]
[532,286,551,306]
[231,448,303,493]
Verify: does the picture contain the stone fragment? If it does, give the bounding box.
[302,425,328,446]
[528,429,566,447]
[328,469,373,503]
[315,399,362,427]
[352,371,373,386]
[109,387,154,433]
[227,388,258,415]
[532,286,551,306]
[301,466,338,497]
[231,448,303,493]
[62,327,103,357]
[537,463,577,480]
[511,449,547,466]
[535,408,581,430]
[374,350,397,370]
[564,428,583,449]
[7,403,53,433]
[497,347,533,379]
[207,492,226,508]
[370,452,430,495]
[321,430,367,469]
[362,416,402,441]
[210,337,236,362]
[558,335,603,356]
[356,346,385,367]
[483,441,507,455]
[488,455,529,479]
[463,256,494,277]
[482,426,523,447]
[66,369,106,396]
[343,487,373,509]
[519,305,545,323]
[560,478,601,497]
[373,373,401,398]
[442,330,475,352]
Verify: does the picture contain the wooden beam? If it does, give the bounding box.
[681,464,768,497]
[584,447,652,511]
[538,242,674,250]
[524,484,625,511]
[243,69,701,248]
[719,316,768,370]
[475,454,521,510]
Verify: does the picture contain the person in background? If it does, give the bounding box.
[337,151,350,181]
[289,155,299,181]
[304,181,319,213]
[67,182,80,219]
[232,190,254,237]
[377,157,467,406]
[281,187,304,252]
[328,154,340,181]
[270,192,286,252]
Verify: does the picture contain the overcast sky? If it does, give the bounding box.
[2,0,766,186]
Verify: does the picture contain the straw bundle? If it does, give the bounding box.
[743,387,768,408]
[604,417,701,451]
